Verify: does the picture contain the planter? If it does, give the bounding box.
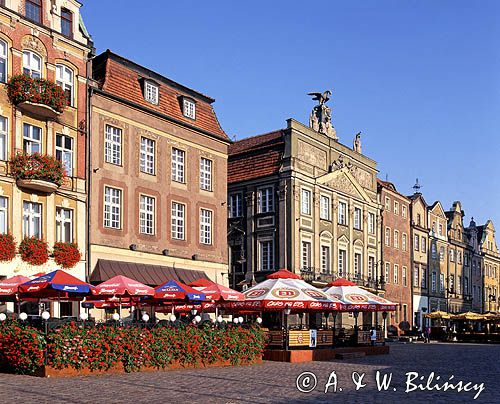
[16,101,61,120]
[16,178,59,193]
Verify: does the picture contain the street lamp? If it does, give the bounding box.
[41,311,50,335]
[284,305,291,351]
[353,311,360,345]
[0,313,6,322]
[382,311,388,345]
[19,312,28,322]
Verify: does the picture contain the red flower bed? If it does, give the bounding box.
[19,237,49,266]
[0,234,16,262]
[53,242,81,268]
[10,153,65,186]
[7,74,67,113]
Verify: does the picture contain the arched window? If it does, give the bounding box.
[56,64,74,106]
[0,40,7,83]
[22,50,41,79]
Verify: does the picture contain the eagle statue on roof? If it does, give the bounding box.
[307,90,337,139]
[307,90,332,106]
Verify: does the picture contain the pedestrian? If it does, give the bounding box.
[370,327,377,346]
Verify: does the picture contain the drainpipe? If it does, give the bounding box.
[85,60,93,283]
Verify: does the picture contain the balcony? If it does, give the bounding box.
[10,153,65,194]
[7,74,67,120]
[299,268,383,291]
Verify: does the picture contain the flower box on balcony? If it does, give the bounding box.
[10,153,65,193]
[7,74,67,119]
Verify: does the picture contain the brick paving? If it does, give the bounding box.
[0,342,498,403]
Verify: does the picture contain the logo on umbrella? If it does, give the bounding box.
[245,288,268,298]
[345,293,369,303]
[271,288,300,299]
[302,289,329,300]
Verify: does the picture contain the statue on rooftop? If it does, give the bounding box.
[308,90,337,140]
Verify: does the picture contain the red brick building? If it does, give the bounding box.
[378,179,412,333]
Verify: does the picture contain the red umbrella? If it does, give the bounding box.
[19,270,92,298]
[92,276,154,297]
[0,275,31,299]
[266,269,301,279]
[189,279,245,301]
[327,278,356,287]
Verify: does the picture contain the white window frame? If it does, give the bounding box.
[144,81,159,104]
[368,256,375,280]
[139,195,155,235]
[354,207,362,230]
[0,196,8,235]
[200,208,213,245]
[385,227,391,246]
[0,116,7,161]
[55,133,73,176]
[394,264,399,284]
[354,253,362,278]
[402,205,407,219]
[259,239,274,271]
[338,249,347,277]
[0,40,7,84]
[23,123,42,154]
[301,241,311,270]
[320,195,330,220]
[171,202,185,240]
[171,148,185,183]
[22,50,41,79]
[104,125,122,165]
[229,193,243,218]
[321,245,331,274]
[385,196,390,210]
[421,236,427,253]
[258,186,274,213]
[368,212,375,234]
[402,233,407,251]
[56,207,73,243]
[394,201,399,215]
[432,272,437,292]
[139,137,155,175]
[414,265,419,287]
[103,186,122,229]
[301,188,311,215]
[394,230,399,248]
[23,201,42,238]
[183,98,196,119]
[56,64,74,107]
[338,201,347,225]
[385,263,390,284]
[200,157,213,191]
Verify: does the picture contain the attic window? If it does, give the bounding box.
[182,97,196,119]
[144,80,159,104]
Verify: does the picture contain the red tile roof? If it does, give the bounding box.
[93,50,229,141]
[228,131,284,183]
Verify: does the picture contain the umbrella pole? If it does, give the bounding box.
[119,297,122,319]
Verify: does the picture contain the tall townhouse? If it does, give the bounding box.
[476,220,499,313]
[378,179,412,333]
[427,201,449,312]
[0,1,92,316]
[228,97,383,328]
[444,202,472,313]
[465,218,483,312]
[88,51,230,287]
[409,190,429,330]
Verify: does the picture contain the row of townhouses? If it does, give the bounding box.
[0,1,498,331]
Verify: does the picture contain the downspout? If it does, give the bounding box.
[85,59,93,283]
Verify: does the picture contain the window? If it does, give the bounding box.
[259,240,274,271]
[104,125,122,165]
[385,197,390,210]
[432,221,436,233]
[25,0,42,23]
[103,187,121,229]
[458,251,462,264]
[402,266,407,286]
[414,235,419,251]
[394,230,399,248]
[402,233,407,251]
[139,195,155,235]
[431,243,437,259]
[56,207,72,243]
[301,189,311,215]
[449,249,455,262]
[439,246,445,261]
[384,263,390,283]
[421,267,427,288]
[338,201,347,225]
[200,158,212,191]
[56,134,73,176]
[23,123,41,154]
[457,276,461,294]
[402,205,407,219]
[417,213,421,225]
[183,98,196,119]
[23,201,42,238]
[56,64,74,106]
[320,195,330,220]
[229,193,242,218]
[414,265,419,287]
[22,50,41,78]
[171,148,185,183]
[258,187,274,213]
[439,274,444,292]
[301,241,311,269]
[394,201,399,215]
[0,196,7,234]
[200,209,212,245]
[439,223,443,236]
[464,253,469,266]
[0,116,7,161]
[354,253,361,278]
[368,256,375,280]
[0,40,7,83]
[338,249,346,277]
[140,137,155,175]
[144,81,158,104]
[393,264,399,284]
[171,202,185,240]
[432,272,437,292]
[60,8,73,37]
[421,236,427,253]
[368,213,375,234]
[354,208,362,230]
[385,227,391,246]
[321,245,330,274]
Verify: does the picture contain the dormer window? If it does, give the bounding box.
[61,8,73,38]
[26,0,42,24]
[144,81,159,104]
[183,97,196,119]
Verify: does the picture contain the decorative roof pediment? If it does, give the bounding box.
[429,201,447,219]
[317,167,372,203]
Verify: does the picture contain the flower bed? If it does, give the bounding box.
[10,153,65,186]
[0,322,266,376]
[53,242,81,268]
[19,237,49,266]
[7,74,67,113]
[0,234,16,262]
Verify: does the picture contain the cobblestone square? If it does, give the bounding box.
[0,342,498,403]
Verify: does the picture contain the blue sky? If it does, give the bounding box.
[82,0,500,229]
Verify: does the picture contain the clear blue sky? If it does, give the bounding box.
[82,0,500,230]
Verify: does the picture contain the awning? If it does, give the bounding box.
[90,259,210,286]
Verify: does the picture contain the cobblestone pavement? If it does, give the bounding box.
[0,342,498,403]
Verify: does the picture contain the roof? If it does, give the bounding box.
[228,131,285,183]
[90,259,209,286]
[92,50,229,141]
[377,178,410,201]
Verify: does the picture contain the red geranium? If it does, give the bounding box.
[19,237,48,266]
[0,234,16,261]
[10,152,66,186]
[53,242,81,268]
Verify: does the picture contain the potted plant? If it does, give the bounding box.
[19,237,48,266]
[10,152,65,193]
[53,242,81,269]
[0,234,16,262]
